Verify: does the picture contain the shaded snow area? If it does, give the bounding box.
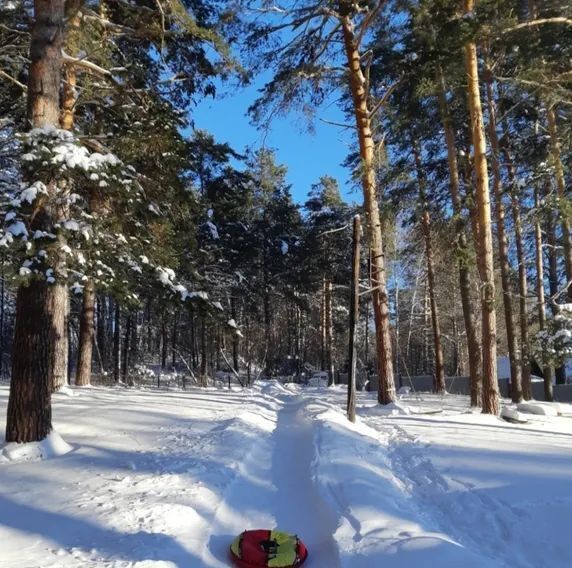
[1,384,572,567]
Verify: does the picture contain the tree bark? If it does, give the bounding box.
[340,11,395,404]
[231,294,239,371]
[437,68,482,406]
[463,14,500,414]
[484,65,522,403]
[534,185,554,401]
[347,216,361,422]
[503,150,532,399]
[325,279,335,385]
[6,0,66,442]
[113,301,120,382]
[412,140,446,393]
[547,212,567,384]
[122,313,131,382]
[76,279,95,386]
[546,106,572,301]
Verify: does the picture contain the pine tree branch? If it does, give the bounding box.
[355,0,387,48]
[502,17,572,34]
[0,69,27,91]
[369,80,401,118]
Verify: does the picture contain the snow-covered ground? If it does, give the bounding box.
[1,383,571,568]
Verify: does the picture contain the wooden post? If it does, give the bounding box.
[348,215,361,423]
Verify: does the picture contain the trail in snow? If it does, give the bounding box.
[271,399,341,567]
[204,393,340,567]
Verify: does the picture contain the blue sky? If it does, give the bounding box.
[191,77,361,205]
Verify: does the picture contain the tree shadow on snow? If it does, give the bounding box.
[0,493,202,567]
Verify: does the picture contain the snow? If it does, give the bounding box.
[1,384,571,567]
[2,431,72,462]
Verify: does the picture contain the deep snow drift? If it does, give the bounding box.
[1,382,571,568]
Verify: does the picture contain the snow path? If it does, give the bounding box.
[271,398,340,566]
[202,394,341,567]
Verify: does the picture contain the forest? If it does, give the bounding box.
[0,0,571,446]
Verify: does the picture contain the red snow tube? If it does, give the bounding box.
[230,529,308,568]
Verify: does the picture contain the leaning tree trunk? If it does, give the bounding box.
[6,0,66,443]
[413,140,446,393]
[463,14,500,414]
[484,65,522,403]
[534,185,554,401]
[340,11,395,404]
[547,106,572,301]
[437,68,482,406]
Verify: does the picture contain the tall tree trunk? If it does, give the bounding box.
[200,317,207,386]
[484,65,522,403]
[534,186,554,401]
[503,150,532,399]
[413,140,446,393]
[463,16,500,414]
[320,277,326,371]
[348,215,361,422]
[231,294,239,372]
[161,314,167,370]
[325,279,335,385]
[546,106,572,301]
[6,0,66,443]
[340,11,395,404]
[171,313,177,370]
[113,301,120,382]
[96,295,106,372]
[122,313,131,382]
[75,279,95,386]
[547,214,567,384]
[437,68,482,406]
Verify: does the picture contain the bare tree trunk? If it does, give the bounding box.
[76,279,95,386]
[320,277,326,371]
[113,302,120,382]
[6,0,66,442]
[171,313,177,370]
[200,317,207,386]
[348,215,361,422]
[437,68,482,406]
[413,140,446,393]
[547,215,567,384]
[96,295,106,372]
[463,15,500,414]
[534,186,554,401]
[503,151,532,399]
[122,313,131,382]
[161,314,167,370]
[325,279,335,385]
[340,11,395,404]
[547,106,572,301]
[231,294,239,372]
[484,65,522,403]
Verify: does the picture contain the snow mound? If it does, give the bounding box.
[517,402,559,416]
[54,385,78,397]
[501,407,528,423]
[1,431,72,462]
[361,401,415,416]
